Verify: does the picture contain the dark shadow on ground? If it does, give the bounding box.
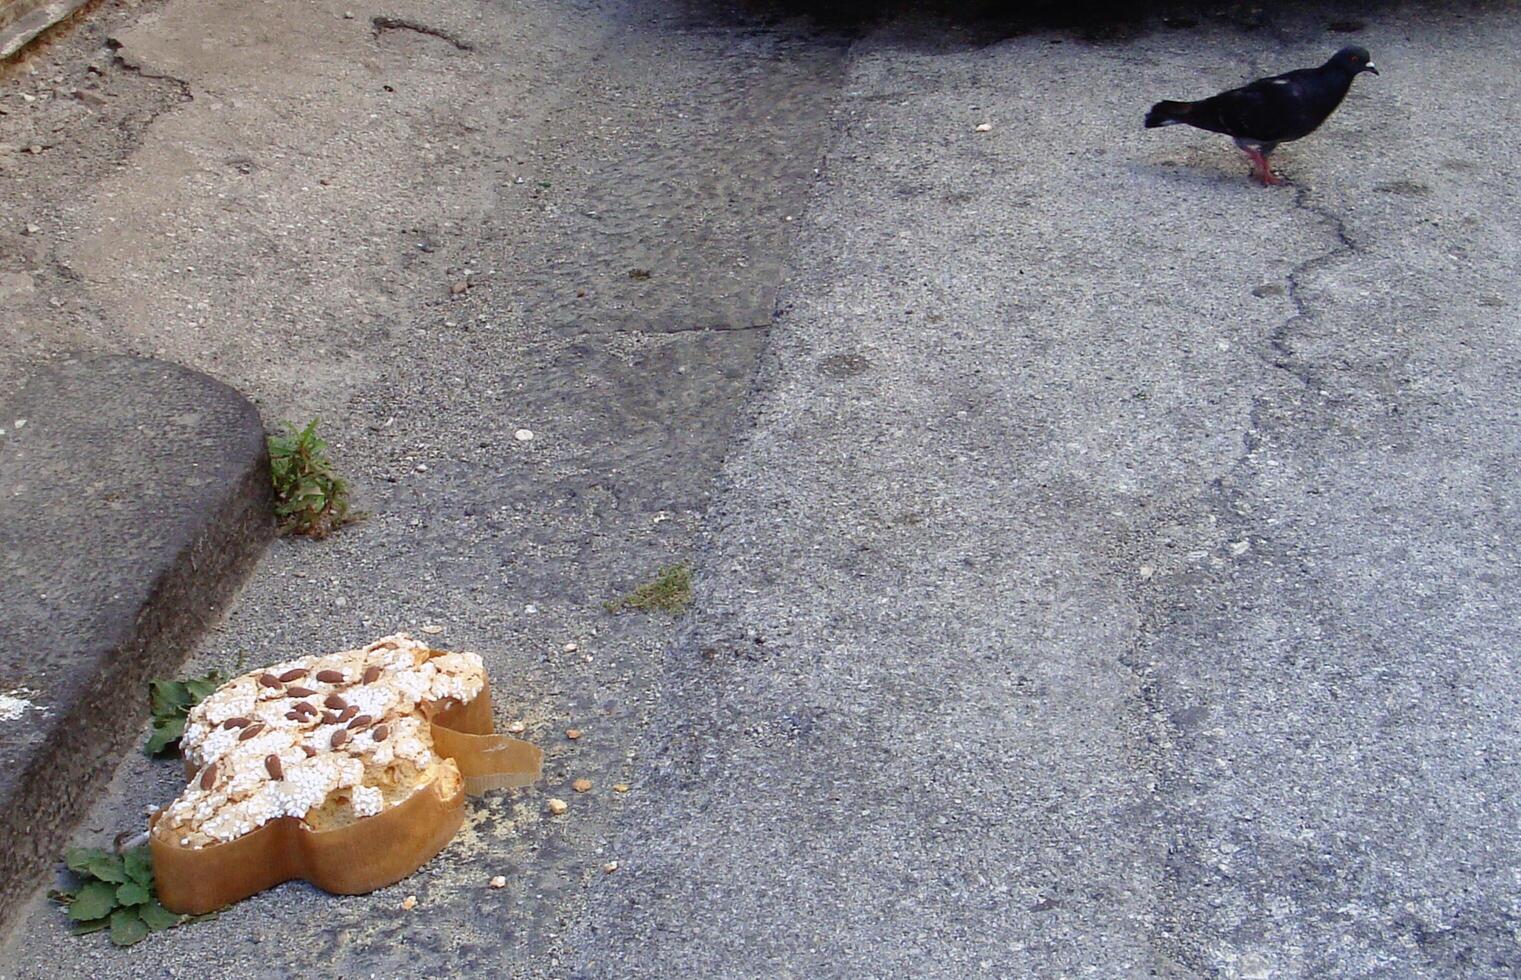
[703,0,1464,46]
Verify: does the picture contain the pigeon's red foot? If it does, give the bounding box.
[1243,148,1284,186]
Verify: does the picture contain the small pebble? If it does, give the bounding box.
[421,624,444,634]
[546,798,569,815]
[563,642,578,653]
[602,861,619,874]
[565,728,582,740]
[572,778,592,793]
[489,875,507,889]
[506,720,526,734]
[401,895,418,910]
[514,428,534,442]
[612,783,630,793]
[975,122,992,132]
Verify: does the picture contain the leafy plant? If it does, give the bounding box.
[50,846,186,945]
[144,671,222,756]
[605,562,692,615]
[268,419,356,538]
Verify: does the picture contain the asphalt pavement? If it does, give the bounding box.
[3,1,1520,977]
[571,4,1521,978]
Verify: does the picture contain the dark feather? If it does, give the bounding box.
[1145,47,1375,147]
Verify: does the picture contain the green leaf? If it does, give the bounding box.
[64,846,114,876]
[116,881,150,906]
[70,917,111,936]
[123,847,153,887]
[144,715,186,756]
[109,907,150,946]
[148,680,190,717]
[84,852,129,884]
[137,900,181,932]
[67,881,118,921]
[184,674,221,702]
[146,670,223,755]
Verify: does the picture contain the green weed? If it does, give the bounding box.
[268,419,356,538]
[144,671,222,756]
[50,846,190,945]
[605,562,693,615]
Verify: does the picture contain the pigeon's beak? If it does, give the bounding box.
[1363,62,1379,75]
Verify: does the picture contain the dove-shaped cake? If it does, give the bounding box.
[150,634,540,913]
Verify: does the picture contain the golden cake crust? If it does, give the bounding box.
[158,634,485,847]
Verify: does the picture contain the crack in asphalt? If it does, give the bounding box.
[108,51,193,137]
[1127,180,1369,975]
[370,16,474,51]
[1272,183,1360,388]
[1235,182,1361,464]
[649,322,771,335]
[1117,173,1370,976]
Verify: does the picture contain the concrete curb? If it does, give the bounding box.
[0,0,89,61]
[0,355,271,935]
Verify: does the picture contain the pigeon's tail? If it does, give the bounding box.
[1145,99,1193,128]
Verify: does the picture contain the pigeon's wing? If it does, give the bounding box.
[1187,69,1323,143]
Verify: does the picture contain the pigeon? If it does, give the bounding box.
[1145,46,1378,185]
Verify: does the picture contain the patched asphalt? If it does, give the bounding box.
[572,6,1521,979]
[4,1,1520,978]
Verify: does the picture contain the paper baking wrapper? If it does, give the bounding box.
[150,687,541,914]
